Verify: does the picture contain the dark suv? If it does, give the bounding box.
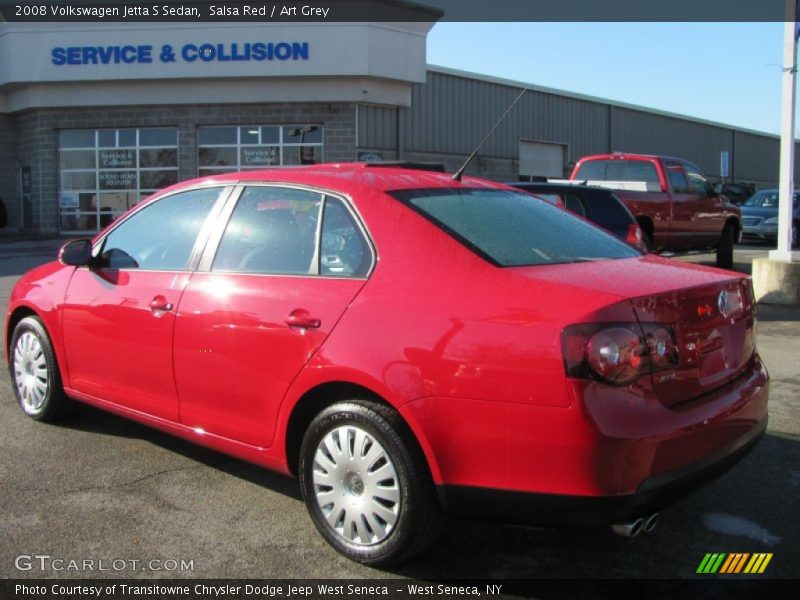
[510,182,646,250]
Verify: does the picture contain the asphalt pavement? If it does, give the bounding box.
[0,239,797,581]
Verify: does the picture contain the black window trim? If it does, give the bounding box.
[196,181,377,279]
[88,182,235,273]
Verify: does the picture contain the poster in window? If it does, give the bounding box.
[98,149,136,169]
[241,147,279,167]
[300,146,318,165]
[58,192,80,210]
[99,170,137,190]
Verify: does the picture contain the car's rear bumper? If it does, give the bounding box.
[437,414,766,527]
[424,352,769,526]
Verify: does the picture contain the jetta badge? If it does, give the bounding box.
[718,290,731,318]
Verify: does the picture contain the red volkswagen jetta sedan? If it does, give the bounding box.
[6,164,768,565]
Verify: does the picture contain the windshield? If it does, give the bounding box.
[745,190,799,208]
[389,188,641,267]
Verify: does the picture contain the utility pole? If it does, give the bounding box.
[770,12,799,261]
[752,3,800,304]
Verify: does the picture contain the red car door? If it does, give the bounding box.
[682,161,725,246]
[61,187,225,420]
[173,185,373,447]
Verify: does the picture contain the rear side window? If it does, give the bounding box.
[563,193,587,217]
[212,186,372,277]
[575,159,660,187]
[320,197,371,277]
[390,188,640,267]
[581,190,632,231]
[213,186,322,275]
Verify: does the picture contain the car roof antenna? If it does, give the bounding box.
[452,88,528,182]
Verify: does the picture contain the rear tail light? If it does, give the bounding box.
[562,323,678,386]
[626,223,647,251]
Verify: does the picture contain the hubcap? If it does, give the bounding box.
[312,425,400,546]
[13,332,48,414]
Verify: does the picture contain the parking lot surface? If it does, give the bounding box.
[0,240,797,580]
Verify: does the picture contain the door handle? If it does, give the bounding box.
[285,309,321,330]
[149,295,173,314]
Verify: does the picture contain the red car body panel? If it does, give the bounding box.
[5,164,767,524]
[173,272,366,447]
[62,269,189,421]
[571,153,741,252]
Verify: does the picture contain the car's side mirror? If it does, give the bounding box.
[58,239,94,266]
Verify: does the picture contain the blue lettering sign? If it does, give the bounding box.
[51,45,154,65]
[51,42,309,66]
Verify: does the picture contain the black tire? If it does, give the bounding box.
[9,316,73,422]
[299,400,441,565]
[793,222,798,249]
[637,219,653,252]
[642,231,653,252]
[716,222,735,269]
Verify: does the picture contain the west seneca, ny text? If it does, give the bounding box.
[16,4,332,19]
[15,583,505,597]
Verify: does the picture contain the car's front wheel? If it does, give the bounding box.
[299,400,441,565]
[9,316,73,421]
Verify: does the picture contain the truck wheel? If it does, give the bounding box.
[299,400,442,565]
[716,222,735,269]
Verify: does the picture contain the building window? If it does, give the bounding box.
[58,128,178,232]
[197,125,323,176]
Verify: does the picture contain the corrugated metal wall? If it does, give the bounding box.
[357,68,787,186]
[733,131,781,184]
[357,104,397,150]
[609,107,733,177]
[401,71,609,162]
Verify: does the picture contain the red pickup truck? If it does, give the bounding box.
[570,153,741,268]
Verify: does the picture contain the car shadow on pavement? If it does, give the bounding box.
[385,432,798,580]
[756,304,800,323]
[55,404,302,500]
[42,404,799,579]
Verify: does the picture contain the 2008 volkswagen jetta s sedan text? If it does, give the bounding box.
[6,164,768,565]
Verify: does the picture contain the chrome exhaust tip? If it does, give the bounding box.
[611,518,644,538]
[643,513,659,533]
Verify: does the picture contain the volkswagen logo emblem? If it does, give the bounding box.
[718,290,731,317]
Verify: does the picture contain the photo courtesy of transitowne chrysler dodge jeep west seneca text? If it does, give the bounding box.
[6,164,768,565]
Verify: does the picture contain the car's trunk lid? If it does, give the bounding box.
[509,255,755,407]
[631,277,756,407]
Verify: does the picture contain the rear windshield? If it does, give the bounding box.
[513,185,633,233]
[586,191,634,231]
[389,188,641,266]
[575,159,660,186]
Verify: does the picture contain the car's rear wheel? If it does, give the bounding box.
[298,400,441,565]
[716,222,735,269]
[9,316,73,421]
